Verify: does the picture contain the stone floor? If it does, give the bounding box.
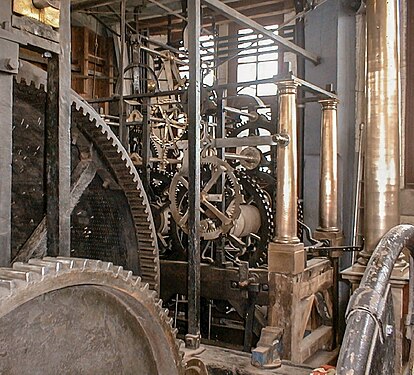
[185,345,320,375]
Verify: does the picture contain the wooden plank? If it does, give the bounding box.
[299,325,332,363]
[294,269,334,300]
[298,295,315,341]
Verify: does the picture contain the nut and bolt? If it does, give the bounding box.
[5,58,18,71]
[386,325,394,336]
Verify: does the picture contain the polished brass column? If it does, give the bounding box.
[359,0,400,263]
[274,81,300,244]
[318,99,339,232]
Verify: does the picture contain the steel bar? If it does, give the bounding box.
[359,0,400,263]
[58,0,71,257]
[338,224,414,375]
[186,0,201,350]
[216,89,226,266]
[118,0,128,149]
[201,0,320,64]
[44,0,71,257]
[176,134,289,150]
[71,0,121,11]
[141,98,151,189]
[274,81,300,244]
[87,89,186,103]
[318,99,339,232]
[0,38,17,266]
[295,1,305,201]
[147,0,187,22]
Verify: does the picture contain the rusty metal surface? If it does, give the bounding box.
[0,257,183,374]
[337,224,414,374]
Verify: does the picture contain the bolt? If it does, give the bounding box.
[262,284,269,291]
[231,281,238,288]
[5,58,18,71]
[386,325,393,336]
[43,51,52,59]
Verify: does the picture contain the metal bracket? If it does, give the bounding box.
[185,333,201,350]
[251,327,283,369]
[0,57,19,74]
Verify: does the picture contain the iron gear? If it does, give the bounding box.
[14,61,160,293]
[0,257,184,374]
[169,156,242,241]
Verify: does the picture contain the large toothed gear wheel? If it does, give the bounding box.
[169,156,242,240]
[12,61,159,292]
[0,257,184,375]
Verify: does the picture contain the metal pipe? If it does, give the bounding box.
[318,99,339,232]
[274,81,300,244]
[359,0,400,263]
[337,224,414,375]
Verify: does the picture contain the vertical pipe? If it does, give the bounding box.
[119,0,127,149]
[275,81,300,244]
[186,0,201,349]
[359,0,400,263]
[318,99,339,232]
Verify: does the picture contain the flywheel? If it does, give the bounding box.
[0,257,183,375]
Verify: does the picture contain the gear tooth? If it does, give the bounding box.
[156,299,163,308]
[132,276,141,286]
[148,290,157,300]
[167,317,174,327]
[104,262,114,272]
[13,263,49,276]
[114,265,124,276]
[0,269,37,282]
[0,279,15,298]
[50,256,77,269]
[172,328,178,337]
[28,259,62,272]
[140,283,149,292]
[120,270,133,281]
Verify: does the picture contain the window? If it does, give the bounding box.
[237,25,279,97]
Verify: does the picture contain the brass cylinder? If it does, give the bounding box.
[275,81,300,244]
[318,99,339,232]
[359,0,400,262]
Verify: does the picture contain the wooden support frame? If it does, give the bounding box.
[269,258,334,362]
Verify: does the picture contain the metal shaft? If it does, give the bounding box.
[360,0,400,262]
[186,0,201,349]
[275,81,299,244]
[318,99,339,232]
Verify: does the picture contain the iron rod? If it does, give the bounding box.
[118,0,128,149]
[201,0,319,64]
[186,0,201,349]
